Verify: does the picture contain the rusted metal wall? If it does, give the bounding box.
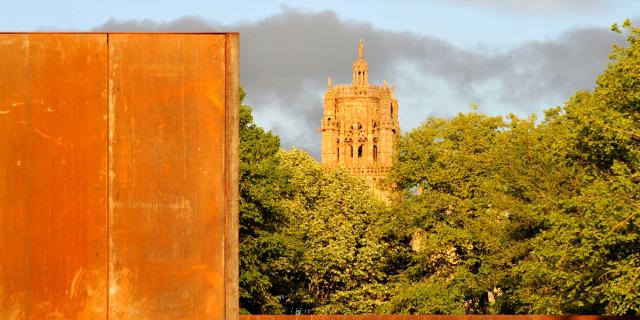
[0,33,239,319]
[240,316,629,320]
[0,33,109,319]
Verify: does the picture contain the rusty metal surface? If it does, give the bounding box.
[108,33,228,319]
[0,34,109,319]
[240,316,632,320]
[1,33,239,319]
[225,33,240,318]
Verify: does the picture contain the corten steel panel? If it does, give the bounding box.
[0,32,239,319]
[239,317,628,320]
[108,33,236,319]
[0,34,109,319]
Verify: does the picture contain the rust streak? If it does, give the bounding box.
[68,267,85,299]
[33,128,52,139]
[34,128,63,146]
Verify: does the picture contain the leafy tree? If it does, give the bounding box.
[237,21,640,315]
[383,21,640,315]
[383,280,465,314]
[277,149,403,314]
[238,87,294,314]
[512,21,640,315]
[238,94,402,314]
[384,112,526,313]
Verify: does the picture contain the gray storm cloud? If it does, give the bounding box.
[93,8,624,158]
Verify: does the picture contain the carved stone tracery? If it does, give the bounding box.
[320,41,400,188]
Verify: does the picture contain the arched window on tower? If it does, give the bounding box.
[358,145,363,158]
[373,145,378,162]
[337,147,340,161]
[390,103,393,116]
[350,145,354,158]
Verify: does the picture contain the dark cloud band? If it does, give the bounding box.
[92,8,625,158]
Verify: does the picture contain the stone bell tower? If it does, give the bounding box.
[321,40,400,186]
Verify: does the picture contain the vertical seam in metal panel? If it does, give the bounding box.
[23,33,31,319]
[224,32,228,320]
[105,32,110,320]
[234,33,240,320]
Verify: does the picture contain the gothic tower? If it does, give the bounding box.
[321,40,400,186]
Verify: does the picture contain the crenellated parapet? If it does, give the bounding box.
[328,84,395,98]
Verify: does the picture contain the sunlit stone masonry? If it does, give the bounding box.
[321,40,400,187]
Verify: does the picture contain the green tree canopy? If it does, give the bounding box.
[384,22,640,315]
[238,22,640,316]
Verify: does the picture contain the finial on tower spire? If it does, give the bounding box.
[328,77,332,88]
[358,39,363,60]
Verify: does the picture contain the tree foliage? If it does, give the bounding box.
[239,22,640,315]
[239,87,294,314]
[239,91,404,314]
[384,22,640,315]
[277,150,399,314]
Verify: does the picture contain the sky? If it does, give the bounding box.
[2,0,640,157]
